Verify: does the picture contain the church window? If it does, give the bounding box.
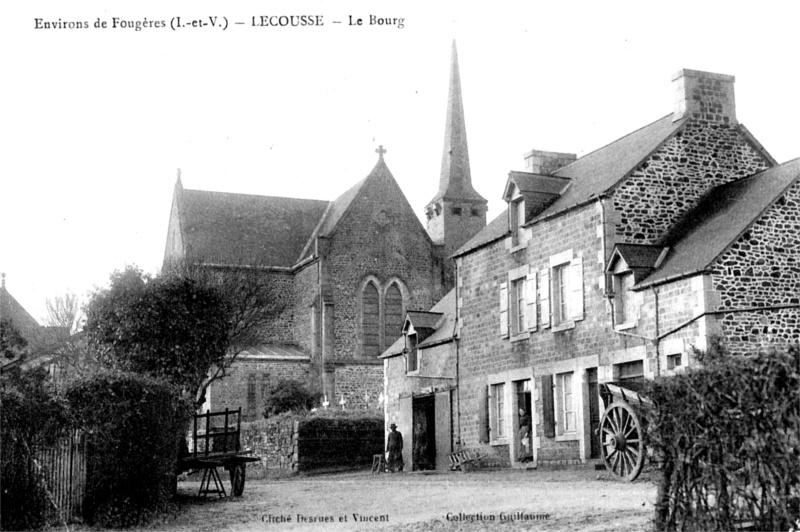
[471,207,481,217]
[246,374,257,420]
[362,282,381,357]
[384,283,404,349]
[451,206,462,216]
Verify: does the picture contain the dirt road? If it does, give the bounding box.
[159,467,657,532]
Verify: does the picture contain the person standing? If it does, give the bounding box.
[386,423,404,472]
[518,408,531,461]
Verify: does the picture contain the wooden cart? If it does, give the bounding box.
[598,382,654,482]
[178,408,259,497]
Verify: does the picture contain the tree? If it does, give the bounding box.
[0,317,27,361]
[43,291,82,333]
[84,264,283,408]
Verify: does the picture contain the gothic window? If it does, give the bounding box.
[362,282,380,357]
[384,283,404,349]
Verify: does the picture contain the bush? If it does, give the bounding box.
[1,367,68,530]
[262,379,320,418]
[66,371,192,528]
[644,345,800,531]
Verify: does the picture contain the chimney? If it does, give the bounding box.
[672,69,737,124]
[523,149,577,175]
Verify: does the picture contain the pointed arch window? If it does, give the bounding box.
[361,282,381,357]
[384,283,404,349]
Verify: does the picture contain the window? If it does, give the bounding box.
[361,282,380,357]
[554,264,570,324]
[471,207,481,217]
[406,331,419,373]
[384,283,404,348]
[246,374,257,420]
[667,353,682,370]
[616,360,644,381]
[556,372,576,435]
[513,278,526,334]
[613,272,636,327]
[360,279,408,357]
[451,206,462,216]
[510,198,526,246]
[500,267,537,338]
[542,251,584,330]
[492,383,506,439]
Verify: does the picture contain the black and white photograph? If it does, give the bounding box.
[2,2,800,531]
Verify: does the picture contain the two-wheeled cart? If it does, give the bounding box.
[598,382,654,482]
[177,407,259,497]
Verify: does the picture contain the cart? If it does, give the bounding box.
[598,382,654,481]
[178,407,260,497]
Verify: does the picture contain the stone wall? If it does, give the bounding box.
[240,414,384,474]
[711,181,800,354]
[325,168,442,362]
[612,122,770,245]
[209,359,310,422]
[333,364,384,411]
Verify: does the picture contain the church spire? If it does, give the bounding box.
[430,40,485,204]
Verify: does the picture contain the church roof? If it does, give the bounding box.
[0,275,40,336]
[637,157,800,288]
[429,40,486,206]
[177,188,329,268]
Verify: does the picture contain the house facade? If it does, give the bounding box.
[163,42,486,420]
[384,68,800,470]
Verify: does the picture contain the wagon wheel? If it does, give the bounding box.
[599,401,645,481]
[229,464,246,496]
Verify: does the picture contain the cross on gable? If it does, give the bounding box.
[375,145,387,160]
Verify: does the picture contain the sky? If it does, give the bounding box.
[3,1,800,323]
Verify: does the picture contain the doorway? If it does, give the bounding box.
[587,368,601,458]
[515,380,533,462]
[412,395,436,471]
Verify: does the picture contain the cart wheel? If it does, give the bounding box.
[230,464,246,496]
[599,401,645,481]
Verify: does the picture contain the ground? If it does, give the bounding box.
[153,466,658,532]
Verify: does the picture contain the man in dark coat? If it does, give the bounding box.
[386,423,404,472]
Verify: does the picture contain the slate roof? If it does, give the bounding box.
[610,244,666,270]
[178,189,329,268]
[453,209,509,258]
[0,279,40,336]
[454,115,688,258]
[637,158,800,288]
[405,311,444,332]
[237,344,311,361]
[380,289,456,358]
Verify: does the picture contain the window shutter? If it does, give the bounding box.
[499,282,509,338]
[569,257,584,321]
[478,385,490,443]
[541,374,555,438]
[526,272,537,330]
[539,269,550,328]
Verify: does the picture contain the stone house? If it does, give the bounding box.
[383,68,800,471]
[163,41,486,420]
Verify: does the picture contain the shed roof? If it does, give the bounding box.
[638,157,800,288]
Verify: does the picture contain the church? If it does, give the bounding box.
[162,41,486,419]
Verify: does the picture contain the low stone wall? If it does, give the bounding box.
[240,414,383,474]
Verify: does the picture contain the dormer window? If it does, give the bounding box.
[406,330,419,373]
[510,198,525,246]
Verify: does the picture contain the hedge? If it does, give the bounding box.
[643,345,800,531]
[66,371,192,528]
